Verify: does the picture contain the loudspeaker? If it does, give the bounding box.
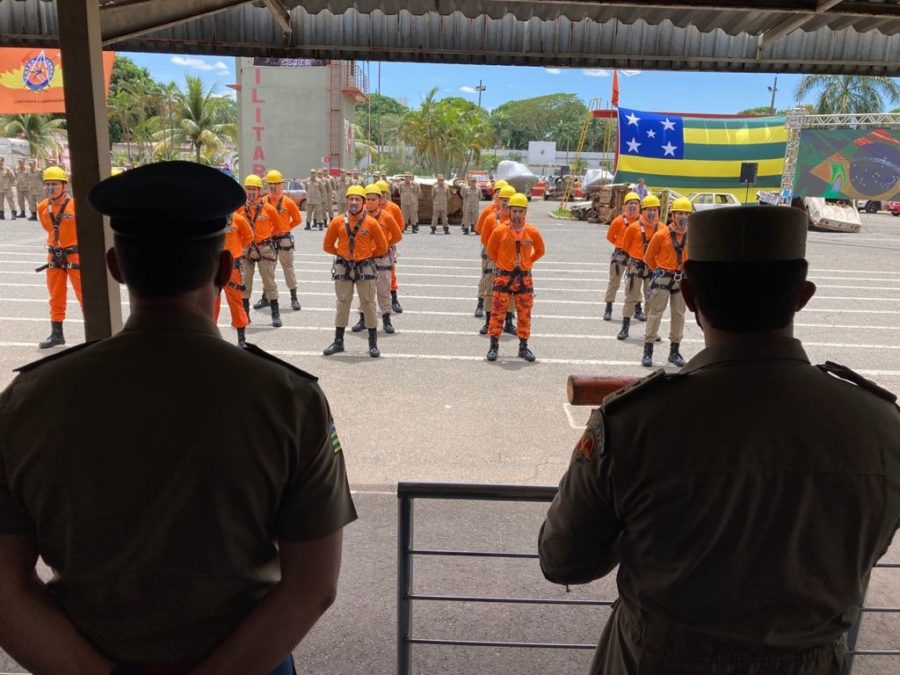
[740,162,758,185]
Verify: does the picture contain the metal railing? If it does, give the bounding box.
[397,481,899,675]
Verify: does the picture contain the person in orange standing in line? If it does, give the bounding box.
[214,210,253,346]
[641,196,691,369]
[472,179,508,319]
[375,180,405,314]
[485,193,545,363]
[253,169,304,312]
[616,193,663,340]
[36,166,82,349]
[479,185,518,337]
[602,191,641,322]
[322,185,389,358]
[237,175,283,328]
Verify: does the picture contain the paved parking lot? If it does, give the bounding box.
[0,200,897,673]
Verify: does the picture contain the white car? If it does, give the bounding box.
[689,192,741,211]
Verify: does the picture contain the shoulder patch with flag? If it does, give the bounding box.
[328,419,342,454]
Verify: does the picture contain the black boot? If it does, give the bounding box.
[412,224,419,233]
[17,211,25,218]
[431,226,436,234]
[270,300,282,328]
[480,311,491,335]
[668,342,686,368]
[253,294,269,310]
[368,327,380,358]
[242,298,252,324]
[382,313,395,334]
[444,226,450,235]
[474,297,484,318]
[290,289,301,311]
[29,213,37,221]
[0,211,5,220]
[634,302,647,322]
[462,226,469,235]
[486,337,499,362]
[317,221,324,230]
[518,339,536,362]
[617,317,630,340]
[503,312,516,336]
[323,327,345,355]
[39,321,64,349]
[603,302,613,321]
[236,327,246,347]
[391,290,403,313]
[351,312,365,332]
[641,342,654,367]
[304,221,311,230]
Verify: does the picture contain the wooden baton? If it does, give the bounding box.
[567,375,638,406]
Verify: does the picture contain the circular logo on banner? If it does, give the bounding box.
[23,52,55,92]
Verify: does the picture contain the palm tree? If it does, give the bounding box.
[794,75,900,114]
[157,76,236,163]
[2,114,66,162]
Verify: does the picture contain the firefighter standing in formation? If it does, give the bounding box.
[460,176,480,236]
[305,170,325,230]
[322,185,388,358]
[214,209,253,346]
[485,193,545,363]
[321,167,335,221]
[335,171,350,214]
[616,194,662,340]
[14,159,28,219]
[237,175,282,328]
[398,173,420,233]
[430,174,450,235]
[479,185,518,336]
[25,160,42,220]
[378,180,405,313]
[256,169,303,312]
[36,167,82,349]
[350,184,403,335]
[640,197,691,368]
[602,191,641,321]
[0,157,17,220]
[473,179,508,318]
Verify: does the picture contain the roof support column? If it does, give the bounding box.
[56,0,122,340]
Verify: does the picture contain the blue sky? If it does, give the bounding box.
[125,52,894,114]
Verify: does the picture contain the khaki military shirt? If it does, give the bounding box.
[540,337,900,674]
[398,182,420,205]
[0,311,357,664]
[432,183,449,210]
[306,177,323,204]
[462,184,480,210]
[0,165,15,189]
[26,169,43,196]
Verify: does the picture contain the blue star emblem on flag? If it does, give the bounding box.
[618,108,684,160]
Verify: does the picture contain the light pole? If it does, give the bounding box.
[475,80,486,108]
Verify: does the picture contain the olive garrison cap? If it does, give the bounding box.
[87,161,246,239]
[688,205,807,262]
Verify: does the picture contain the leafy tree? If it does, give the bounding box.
[155,76,236,163]
[1,114,66,162]
[490,94,587,149]
[356,93,408,144]
[108,55,159,143]
[794,75,900,114]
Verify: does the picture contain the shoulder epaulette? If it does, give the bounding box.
[817,361,897,404]
[14,340,100,373]
[242,343,318,381]
[601,368,673,410]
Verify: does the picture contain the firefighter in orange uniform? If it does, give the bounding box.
[473,179,508,318]
[253,169,303,312]
[485,193,545,362]
[322,185,389,358]
[214,211,253,346]
[378,180,405,313]
[36,166,82,349]
[616,194,662,340]
[237,175,283,328]
[479,184,517,336]
[641,197,691,368]
[602,191,641,321]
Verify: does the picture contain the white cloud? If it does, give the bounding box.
[620,70,642,77]
[582,69,611,77]
[459,85,477,94]
[213,61,229,71]
[170,56,225,72]
[544,67,562,75]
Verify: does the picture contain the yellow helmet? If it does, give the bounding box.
[110,167,125,177]
[376,180,390,193]
[498,185,516,199]
[642,194,660,209]
[346,185,366,198]
[243,174,264,189]
[265,169,283,184]
[492,180,508,192]
[670,197,693,213]
[364,183,381,196]
[508,193,529,208]
[43,166,67,182]
[623,191,641,204]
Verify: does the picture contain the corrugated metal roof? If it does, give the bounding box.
[0,1,898,75]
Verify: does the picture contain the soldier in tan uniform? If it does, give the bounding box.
[539,206,900,675]
[335,171,350,214]
[398,173,420,233]
[321,167,335,220]
[26,160,43,219]
[14,158,28,218]
[0,157,17,220]
[430,174,450,235]
[305,170,326,230]
[460,176,480,235]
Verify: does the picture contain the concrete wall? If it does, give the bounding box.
[237,58,357,181]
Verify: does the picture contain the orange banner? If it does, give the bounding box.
[0,48,115,114]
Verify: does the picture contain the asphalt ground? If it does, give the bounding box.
[0,200,898,674]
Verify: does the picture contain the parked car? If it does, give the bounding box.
[689,192,741,211]
[282,179,307,211]
[887,200,900,216]
[855,199,882,213]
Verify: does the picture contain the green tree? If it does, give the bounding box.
[794,75,900,114]
[356,93,408,148]
[490,94,588,149]
[156,76,236,163]
[1,114,66,162]
[108,55,159,144]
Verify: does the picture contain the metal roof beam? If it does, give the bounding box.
[99,0,249,44]
[758,0,845,55]
[254,0,292,36]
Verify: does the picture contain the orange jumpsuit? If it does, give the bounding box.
[363,206,402,315]
[383,200,404,291]
[38,196,82,322]
[620,214,661,318]
[642,225,689,344]
[215,212,254,328]
[235,199,280,301]
[266,192,302,291]
[604,212,638,304]
[487,222,545,339]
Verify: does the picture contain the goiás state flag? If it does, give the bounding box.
[614,107,787,202]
